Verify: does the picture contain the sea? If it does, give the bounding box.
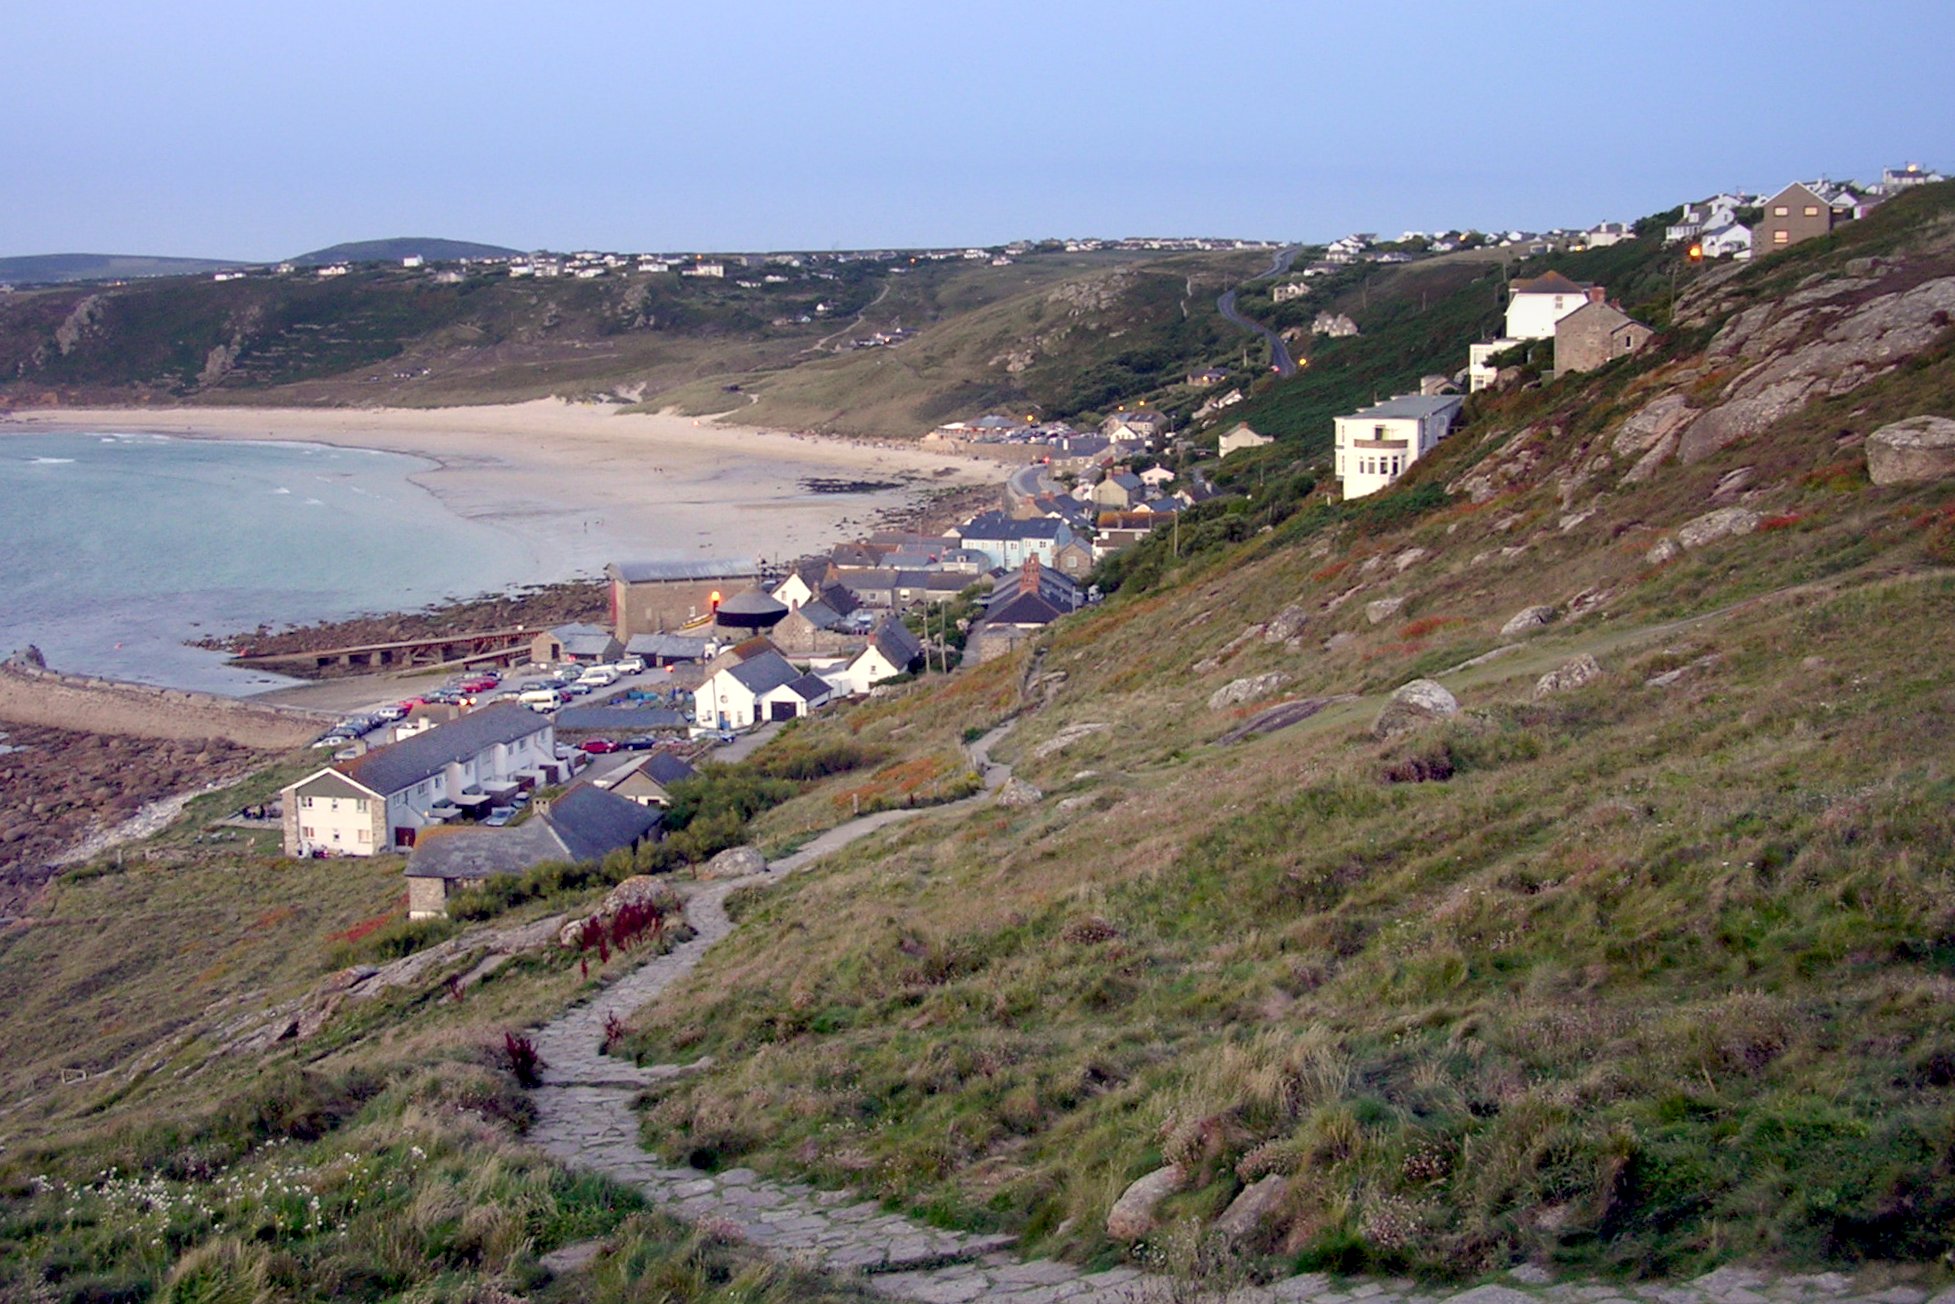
[0,432,556,695]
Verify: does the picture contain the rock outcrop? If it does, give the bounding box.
[1209,673,1292,711]
[993,777,1044,809]
[1499,605,1557,636]
[1214,1174,1289,1244]
[1676,276,1955,464]
[1373,679,1459,739]
[1866,415,1955,485]
[1106,1165,1185,1240]
[1534,655,1603,698]
[1677,507,1761,550]
[1366,597,1406,625]
[699,845,767,880]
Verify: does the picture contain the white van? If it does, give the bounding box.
[578,665,619,687]
[519,688,563,712]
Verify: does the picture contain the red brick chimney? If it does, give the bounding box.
[1021,554,1041,586]
[1586,285,1606,304]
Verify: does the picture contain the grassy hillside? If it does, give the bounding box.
[1204,235,1682,480]
[605,184,1955,1278]
[0,250,1192,421]
[654,249,1263,436]
[5,189,1955,1297]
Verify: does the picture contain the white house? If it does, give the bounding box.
[281,702,558,857]
[1468,339,1519,392]
[402,254,425,269]
[837,617,924,695]
[1581,222,1631,249]
[1504,272,1598,340]
[683,262,726,278]
[693,644,830,729]
[1218,423,1274,459]
[1332,394,1464,501]
[1699,222,1753,259]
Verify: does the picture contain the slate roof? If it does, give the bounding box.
[624,633,711,661]
[640,752,698,786]
[554,703,689,732]
[959,510,1068,541]
[892,569,977,593]
[550,623,619,657]
[1509,271,1590,296]
[609,558,756,584]
[723,649,801,695]
[983,591,1069,627]
[546,782,664,863]
[405,821,565,881]
[864,615,923,669]
[717,588,789,617]
[785,597,843,630]
[338,701,549,797]
[1555,299,1639,333]
[779,673,833,703]
[1344,394,1465,423]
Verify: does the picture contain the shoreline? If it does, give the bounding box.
[0,400,1001,583]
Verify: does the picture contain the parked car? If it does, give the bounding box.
[580,738,620,754]
[518,680,548,693]
[460,676,498,693]
[561,682,592,697]
[483,806,515,827]
[620,736,657,750]
[373,704,407,722]
[578,665,619,687]
[616,655,645,673]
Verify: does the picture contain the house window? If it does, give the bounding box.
[1374,425,1387,439]
[302,825,315,839]
[300,796,314,809]
[1773,205,1788,217]
[1773,230,1789,245]
[356,828,370,844]
[1803,205,1819,217]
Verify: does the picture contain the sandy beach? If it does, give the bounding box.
[0,401,1000,577]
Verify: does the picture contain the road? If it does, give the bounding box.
[1005,460,1057,511]
[1217,243,1304,378]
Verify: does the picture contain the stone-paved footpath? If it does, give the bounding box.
[524,731,1952,1302]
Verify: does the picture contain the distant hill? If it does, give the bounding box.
[0,253,247,285]
[288,237,524,265]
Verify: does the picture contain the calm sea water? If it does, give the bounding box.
[0,433,553,694]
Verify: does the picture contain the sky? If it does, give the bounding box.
[3,0,1951,260]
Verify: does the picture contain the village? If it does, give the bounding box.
[271,162,1946,922]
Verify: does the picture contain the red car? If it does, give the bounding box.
[460,677,499,693]
[579,738,620,754]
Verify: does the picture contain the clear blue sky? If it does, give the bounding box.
[3,0,1950,259]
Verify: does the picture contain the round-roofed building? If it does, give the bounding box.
[712,587,789,633]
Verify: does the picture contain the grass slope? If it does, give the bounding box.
[607,189,1955,1279]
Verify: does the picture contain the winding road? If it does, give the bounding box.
[1217,244,1304,378]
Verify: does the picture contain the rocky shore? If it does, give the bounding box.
[0,723,262,916]
[191,578,609,672]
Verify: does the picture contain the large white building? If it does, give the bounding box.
[1333,394,1464,501]
[1504,271,1598,340]
[1469,271,1603,391]
[281,702,559,857]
